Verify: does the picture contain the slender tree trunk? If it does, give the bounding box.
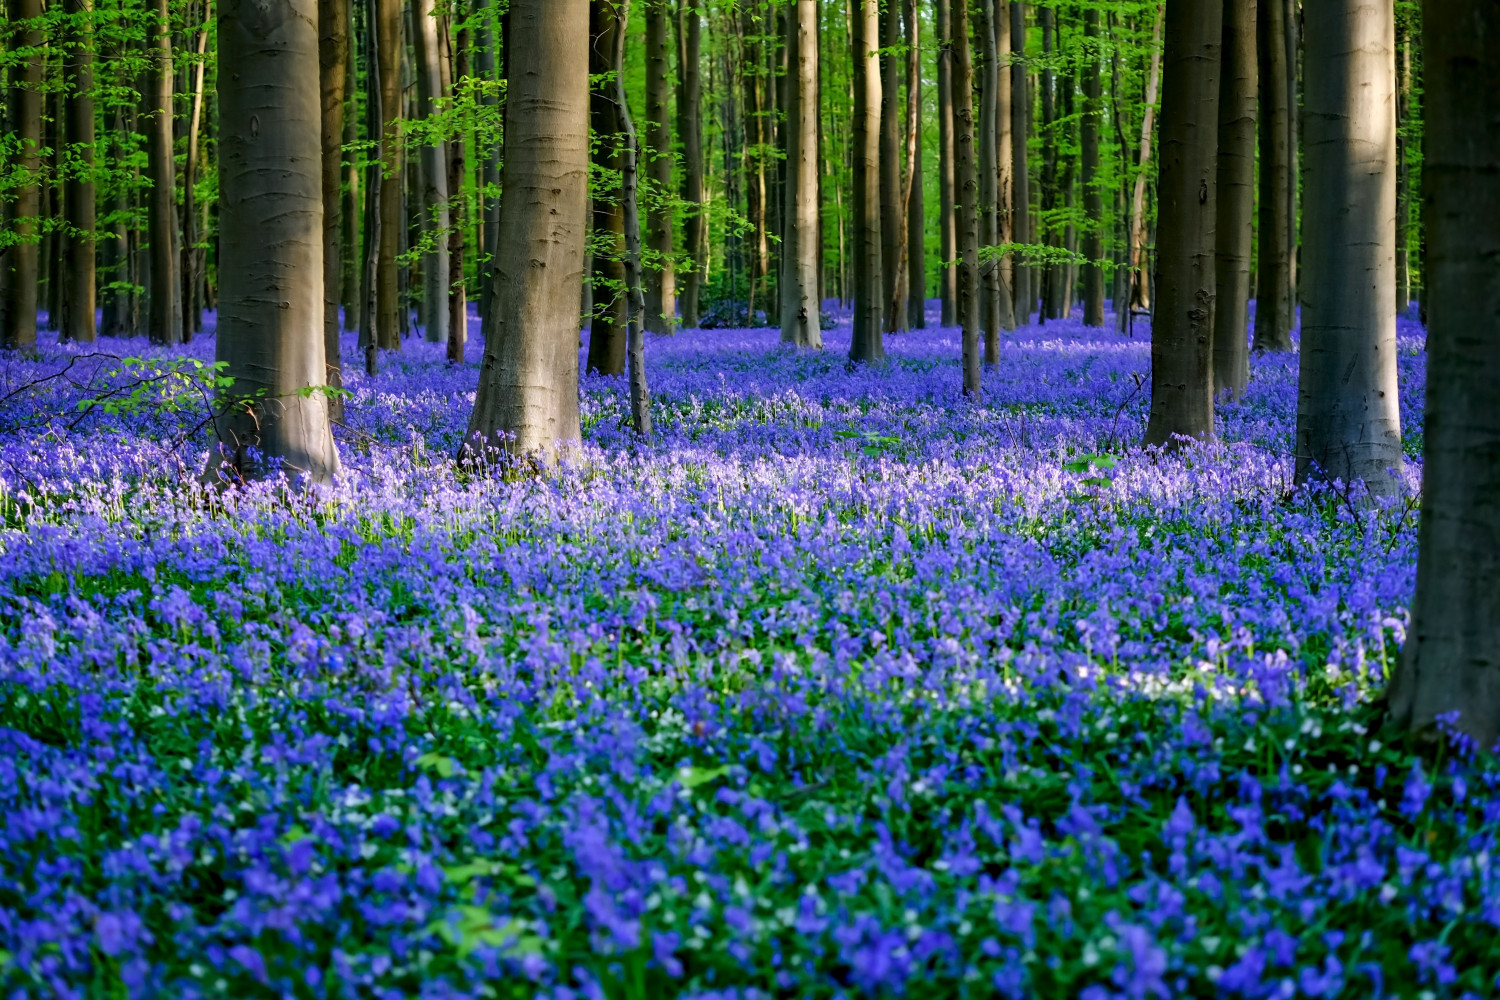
[644,0,676,335]
[587,0,626,375]
[340,0,361,326]
[181,10,210,340]
[676,0,704,328]
[413,0,450,344]
[1284,0,1299,312]
[466,0,587,461]
[613,0,652,434]
[445,8,466,364]
[1039,6,1062,321]
[849,0,884,362]
[1253,0,1293,351]
[477,0,502,323]
[780,0,821,349]
[1080,8,1104,328]
[903,0,924,330]
[1009,1,1030,324]
[740,7,767,321]
[1387,0,1500,749]
[878,0,902,332]
[1127,6,1165,320]
[1394,16,1410,317]
[62,0,97,344]
[374,0,403,349]
[936,0,956,327]
[101,104,130,337]
[3,0,42,352]
[359,0,383,371]
[1294,0,1402,494]
[146,0,181,346]
[1143,0,1221,448]
[978,0,1001,361]
[1213,0,1256,399]
[213,0,341,483]
[318,0,348,411]
[952,0,979,394]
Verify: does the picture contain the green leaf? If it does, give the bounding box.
[414,752,459,778]
[676,764,731,790]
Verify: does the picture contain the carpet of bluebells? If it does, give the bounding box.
[1,301,1494,1000]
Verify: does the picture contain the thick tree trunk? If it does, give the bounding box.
[936,0,957,327]
[62,0,97,344]
[466,0,587,461]
[2,0,42,352]
[1213,0,1256,399]
[644,0,675,335]
[374,0,403,350]
[780,0,821,349]
[901,0,924,331]
[613,0,652,434]
[675,0,704,328]
[1387,0,1500,749]
[587,0,626,376]
[1080,8,1104,328]
[1128,7,1165,320]
[978,0,1001,360]
[413,0,450,344]
[1284,0,1299,312]
[849,0,884,362]
[952,0,979,395]
[1143,0,1221,448]
[146,0,181,346]
[1009,1,1030,324]
[319,0,348,410]
[213,0,341,483]
[1294,0,1403,494]
[1253,0,1294,351]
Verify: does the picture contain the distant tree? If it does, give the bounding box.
[1212,0,1257,399]
[1387,0,1499,750]
[951,0,979,394]
[1009,1,1031,323]
[936,0,956,326]
[779,0,821,349]
[466,0,588,462]
[61,0,97,344]
[1080,7,1104,329]
[674,0,704,328]
[849,0,884,363]
[1252,0,1294,352]
[1295,0,1403,494]
[374,0,403,351]
[146,0,181,346]
[412,0,450,345]
[587,0,626,377]
[644,0,675,335]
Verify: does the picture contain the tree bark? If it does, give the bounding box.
[675,0,704,328]
[936,0,956,327]
[1080,7,1104,328]
[182,10,210,339]
[340,0,361,326]
[62,0,97,344]
[978,0,1001,360]
[446,8,466,364]
[644,0,676,334]
[1294,0,1403,495]
[878,0,902,332]
[1143,0,1221,448]
[2,0,42,352]
[466,0,587,462]
[1212,0,1256,399]
[358,0,383,371]
[993,0,1015,334]
[100,105,132,337]
[952,0,979,395]
[213,0,341,484]
[849,0,884,362]
[319,0,348,409]
[1009,1,1030,324]
[374,0,403,350]
[1394,14,1411,317]
[1252,0,1293,351]
[1039,6,1062,322]
[146,0,181,346]
[1387,0,1500,749]
[587,0,626,375]
[413,0,450,344]
[780,0,821,349]
[902,0,924,331]
[1128,7,1165,320]
[477,0,502,324]
[613,0,652,434]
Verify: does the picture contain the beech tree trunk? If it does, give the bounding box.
[613,0,652,434]
[413,0,450,344]
[1009,1,1030,324]
[1143,0,1221,448]
[466,0,588,461]
[1394,17,1411,317]
[644,0,675,335]
[374,0,403,350]
[849,0,884,362]
[1253,0,1294,351]
[676,0,704,328]
[182,12,210,340]
[445,10,466,364]
[319,0,348,411]
[994,0,1014,334]
[1387,0,1500,749]
[2,0,42,352]
[213,0,341,484]
[587,0,626,376]
[477,0,502,324]
[340,0,361,325]
[936,0,956,327]
[1294,0,1403,495]
[902,0,924,331]
[878,0,903,332]
[780,0,821,349]
[978,0,1001,361]
[1213,0,1256,399]
[62,0,97,344]
[146,0,181,346]
[1128,7,1165,320]
[952,0,979,395]
[1080,7,1103,328]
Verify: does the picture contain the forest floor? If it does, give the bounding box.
[0,304,1493,999]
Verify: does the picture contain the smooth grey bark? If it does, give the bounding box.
[146,0,181,346]
[213,0,341,484]
[993,0,1015,334]
[1143,0,1221,448]
[644,0,675,335]
[613,0,652,435]
[1394,18,1411,316]
[587,0,626,376]
[1387,0,1500,749]
[1,0,42,352]
[780,0,821,349]
[978,0,1001,361]
[849,0,884,362]
[358,0,383,371]
[413,0,450,344]
[878,0,903,332]
[182,13,210,339]
[466,0,588,462]
[675,0,704,328]
[1038,6,1061,322]
[62,0,97,344]
[1294,0,1403,495]
[1080,7,1103,329]
[1126,7,1165,321]
[340,0,360,324]
[1009,1,1030,323]
[445,9,466,364]
[903,0,924,330]
[1253,0,1294,351]
[374,0,402,349]
[477,0,502,324]
[936,0,956,326]
[1212,0,1256,399]
[952,0,979,395]
[319,0,348,410]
